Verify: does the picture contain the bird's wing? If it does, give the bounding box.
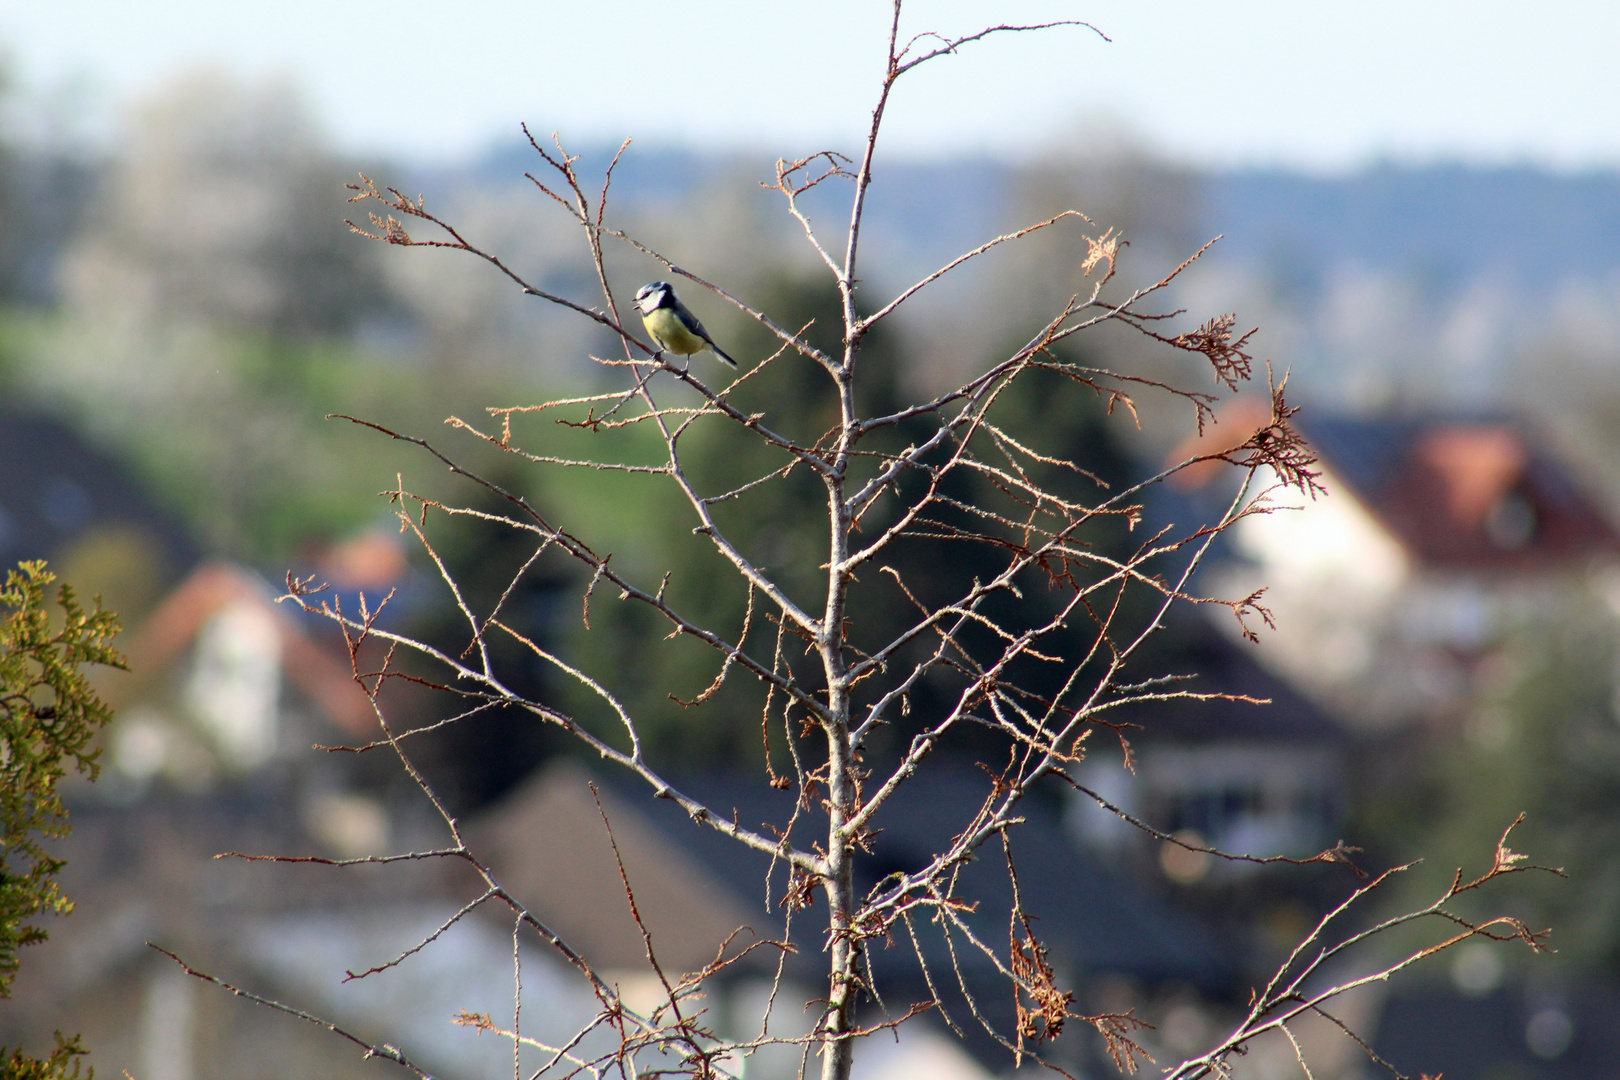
[673,299,736,367]
[674,304,716,345]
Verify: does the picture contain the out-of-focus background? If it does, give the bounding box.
[5,3,1620,1078]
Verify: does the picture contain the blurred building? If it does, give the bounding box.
[1158,407,1620,1077]
[0,408,536,1077]
[1,555,510,1079]
[97,562,378,798]
[1191,410,1620,730]
[1068,628,1348,884]
[476,759,1234,1077]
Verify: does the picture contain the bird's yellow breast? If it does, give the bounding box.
[642,307,708,356]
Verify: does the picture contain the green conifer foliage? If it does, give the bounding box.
[0,560,123,1077]
[0,1033,91,1080]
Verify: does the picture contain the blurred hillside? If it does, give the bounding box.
[8,74,1620,417]
[420,145,1620,400]
[12,87,1620,534]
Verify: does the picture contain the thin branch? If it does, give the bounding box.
[147,944,441,1078]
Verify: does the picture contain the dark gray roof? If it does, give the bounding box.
[1120,622,1349,746]
[1375,983,1620,1079]
[0,410,199,575]
[615,761,1234,991]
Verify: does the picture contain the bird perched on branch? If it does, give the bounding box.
[634,281,737,368]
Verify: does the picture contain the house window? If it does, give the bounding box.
[1140,744,1340,871]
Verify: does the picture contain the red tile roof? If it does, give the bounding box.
[1302,416,1620,571]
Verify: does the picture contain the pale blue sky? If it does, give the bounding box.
[3,1,1617,170]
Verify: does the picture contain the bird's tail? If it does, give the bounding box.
[711,344,738,369]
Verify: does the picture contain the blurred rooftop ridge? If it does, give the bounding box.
[1298,412,1620,570]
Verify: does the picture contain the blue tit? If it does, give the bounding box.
[634,281,737,368]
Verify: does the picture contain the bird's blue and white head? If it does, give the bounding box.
[634,281,673,315]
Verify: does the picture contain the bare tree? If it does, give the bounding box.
[158,7,1560,1080]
